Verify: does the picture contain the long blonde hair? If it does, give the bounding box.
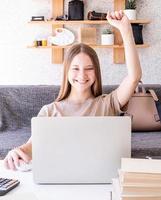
[56,43,102,101]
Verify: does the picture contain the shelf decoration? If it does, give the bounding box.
[124,0,137,20]
[101,29,114,45]
[28,0,150,64]
[79,27,96,44]
[48,28,75,46]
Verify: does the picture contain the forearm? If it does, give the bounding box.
[120,26,142,81]
[106,10,142,107]
[20,139,32,158]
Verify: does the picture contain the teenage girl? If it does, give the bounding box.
[4,10,142,170]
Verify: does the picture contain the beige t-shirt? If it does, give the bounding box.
[38,90,123,117]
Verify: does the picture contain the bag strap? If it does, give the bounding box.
[148,89,161,121]
[148,89,159,101]
[135,80,146,93]
[156,100,161,122]
[136,81,158,101]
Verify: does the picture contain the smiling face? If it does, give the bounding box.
[68,53,96,94]
[56,43,102,102]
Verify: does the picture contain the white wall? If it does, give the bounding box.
[0,0,161,85]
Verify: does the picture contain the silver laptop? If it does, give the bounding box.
[32,116,131,184]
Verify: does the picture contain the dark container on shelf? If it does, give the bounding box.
[68,0,84,20]
[132,24,144,44]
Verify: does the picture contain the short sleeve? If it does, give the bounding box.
[37,105,49,117]
[110,89,124,115]
[100,89,124,116]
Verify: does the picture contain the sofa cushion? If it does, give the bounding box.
[0,127,30,159]
[132,132,161,159]
[0,85,60,132]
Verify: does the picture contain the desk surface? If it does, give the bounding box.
[0,161,112,200]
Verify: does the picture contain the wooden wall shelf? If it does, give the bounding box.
[29,19,151,25]
[28,44,150,49]
[28,0,150,64]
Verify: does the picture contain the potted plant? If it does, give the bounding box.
[101,29,114,45]
[124,0,136,20]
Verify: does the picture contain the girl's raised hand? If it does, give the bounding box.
[106,10,131,33]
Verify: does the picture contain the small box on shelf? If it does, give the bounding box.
[79,27,96,45]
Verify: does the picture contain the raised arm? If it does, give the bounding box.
[107,10,142,107]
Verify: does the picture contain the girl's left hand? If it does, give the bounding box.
[106,10,131,33]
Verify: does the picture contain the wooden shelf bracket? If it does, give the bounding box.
[113,0,125,64]
[52,0,64,64]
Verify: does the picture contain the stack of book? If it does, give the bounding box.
[112,158,161,200]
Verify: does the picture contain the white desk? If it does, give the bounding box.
[0,161,112,200]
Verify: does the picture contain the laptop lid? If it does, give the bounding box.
[32,116,131,184]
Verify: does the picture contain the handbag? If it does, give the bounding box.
[87,11,107,20]
[68,0,84,20]
[124,82,161,132]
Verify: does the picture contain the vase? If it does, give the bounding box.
[124,9,136,20]
[101,34,114,45]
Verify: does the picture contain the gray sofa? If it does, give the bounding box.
[0,85,161,160]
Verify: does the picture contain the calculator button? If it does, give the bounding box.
[0,179,7,184]
[0,179,11,187]
[2,180,18,189]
